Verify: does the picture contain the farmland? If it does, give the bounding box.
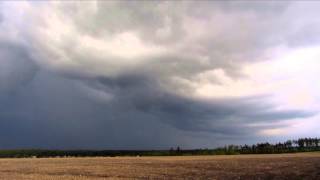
[0,152,319,179]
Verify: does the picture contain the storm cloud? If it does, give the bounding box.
[0,1,319,149]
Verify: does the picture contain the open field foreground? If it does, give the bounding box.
[0,152,320,180]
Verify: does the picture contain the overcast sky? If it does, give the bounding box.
[0,1,319,149]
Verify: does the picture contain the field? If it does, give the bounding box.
[0,152,320,179]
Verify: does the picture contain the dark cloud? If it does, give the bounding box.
[0,42,38,94]
[0,1,319,149]
[0,71,196,149]
[0,70,315,149]
[88,74,316,136]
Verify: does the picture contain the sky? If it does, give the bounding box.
[0,1,319,150]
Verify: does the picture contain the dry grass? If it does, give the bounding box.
[0,152,320,179]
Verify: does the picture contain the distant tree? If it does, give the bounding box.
[285,140,292,149]
[306,138,312,148]
[298,138,305,148]
[176,146,181,153]
[315,138,319,148]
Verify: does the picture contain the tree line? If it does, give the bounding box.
[234,137,320,154]
[0,137,319,158]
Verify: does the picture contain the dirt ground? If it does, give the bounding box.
[0,152,319,180]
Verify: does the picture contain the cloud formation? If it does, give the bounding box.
[0,1,319,149]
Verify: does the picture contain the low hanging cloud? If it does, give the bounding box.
[0,1,319,149]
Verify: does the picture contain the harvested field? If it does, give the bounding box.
[0,152,320,179]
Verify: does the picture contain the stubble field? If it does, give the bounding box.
[0,152,320,180]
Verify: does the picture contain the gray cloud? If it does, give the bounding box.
[91,74,314,134]
[0,12,3,23]
[0,71,314,149]
[288,24,320,47]
[0,1,319,149]
[0,42,38,94]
